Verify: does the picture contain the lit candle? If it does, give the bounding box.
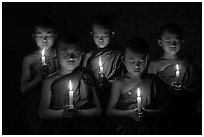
[137,87,142,113]
[41,49,47,65]
[176,64,180,78]
[99,56,103,74]
[69,80,74,107]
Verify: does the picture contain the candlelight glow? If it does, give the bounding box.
[137,87,141,97]
[41,49,46,65]
[99,56,102,67]
[69,80,73,91]
[42,49,45,56]
[176,64,179,71]
[99,56,103,73]
[175,64,180,77]
[136,87,142,113]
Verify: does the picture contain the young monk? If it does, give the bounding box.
[39,33,101,134]
[106,37,171,134]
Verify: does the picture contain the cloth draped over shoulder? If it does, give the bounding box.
[86,46,125,80]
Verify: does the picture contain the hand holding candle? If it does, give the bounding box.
[41,49,47,66]
[69,80,74,108]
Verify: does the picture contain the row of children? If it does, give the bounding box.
[20,15,201,135]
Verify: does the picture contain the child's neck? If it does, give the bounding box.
[97,45,110,51]
[59,67,74,75]
[162,52,179,60]
[38,48,52,55]
[125,72,142,81]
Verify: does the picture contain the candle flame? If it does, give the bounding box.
[42,49,45,56]
[176,64,179,71]
[69,80,72,91]
[99,56,102,67]
[137,87,141,97]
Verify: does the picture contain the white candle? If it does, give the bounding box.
[99,56,103,73]
[41,49,47,65]
[137,87,142,112]
[69,80,74,107]
[176,64,180,78]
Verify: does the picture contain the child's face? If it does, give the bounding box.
[159,30,182,55]
[33,26,56,50]
[92,24,112,48]
[58,42,82,71]
[124,48,147,77]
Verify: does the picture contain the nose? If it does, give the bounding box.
[135,63,140,68]
[172,41,177,46]
[99,37,103,41]
[42,37,48,42]
[68,53,75,59]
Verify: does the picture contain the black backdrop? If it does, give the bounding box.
[2,2,202,134]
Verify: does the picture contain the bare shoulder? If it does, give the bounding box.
[44,71,59,83]
[23,51,39,64]
[84,51,93,59]
[112,77,124,88]
[23,53,33,62]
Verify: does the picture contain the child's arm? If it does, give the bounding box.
[182,64,201,95]
[106,81,140,121]
[78,86,101,117]
[20,55,44,94]
[39,77,64,120]
[82,52,92,67]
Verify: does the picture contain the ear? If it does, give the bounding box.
[32,33,35,41]
[54,33,58,38]
[121,56,125,63]
[90,32,93,35]
[81,52,85,58]
[158,39,162,47]
[145,55,149,67]
[112,31,115,37]
[54,33,58,40]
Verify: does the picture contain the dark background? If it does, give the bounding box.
[3,2,202,134]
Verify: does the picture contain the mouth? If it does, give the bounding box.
[67,60,76,65]
[170,47,177,51]
[42,44,48,47]
[133,69,140,72]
